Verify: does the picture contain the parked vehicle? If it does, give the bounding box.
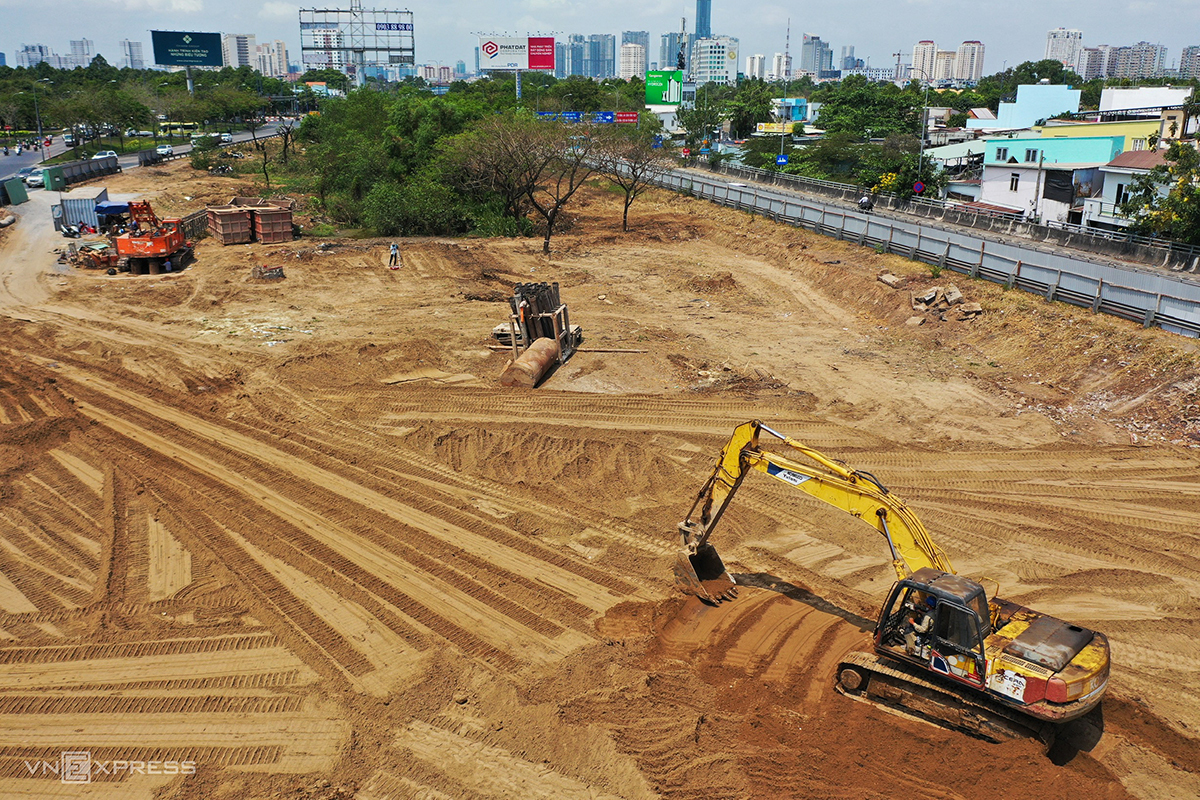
[92,150,118,160]
[220,133,233,143]
[156,144,174,156]
[25,169,45,188]
[63,133,76,146]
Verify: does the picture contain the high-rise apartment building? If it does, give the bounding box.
[770,52,791,81]
[255,40,289,77]
[1045,28,1083,70]
[955,41,984,82]
[696,0,712,39]
[799,34,832,75]
[17,44,54,68]
[1182,45,1200,80]
[660,32,694,73]
[454,60,467,78]
[619,43,646,79]
[1113,41,1166,79]
[68,39,94,68]
[745,54,765,79]
[119,40,145,70]
[222,34,257,68]
[933,50,956,80]
[622,31,651,52]
[586,34,617,79]
[691,36,738,86]
[911,40,937,82]
[841,46,855,71]
[556,35,586,78]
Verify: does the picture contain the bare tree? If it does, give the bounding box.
[277,122,295,165]
[524,124,597,253]
[596,126,672,232]
[442,113,547,222]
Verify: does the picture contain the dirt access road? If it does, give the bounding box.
[0,160,1196,799]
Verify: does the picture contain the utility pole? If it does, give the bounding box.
[780,19,790,157]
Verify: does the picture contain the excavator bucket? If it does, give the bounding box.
[674,544,738,603]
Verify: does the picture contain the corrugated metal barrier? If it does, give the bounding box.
[654,170,1200,338]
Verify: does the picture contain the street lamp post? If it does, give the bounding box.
[908,67,933,187]
[17,86,47,163]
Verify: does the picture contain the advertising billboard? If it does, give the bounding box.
[477,36,555,71]
[150,31,223,67]
[645,70,684,105]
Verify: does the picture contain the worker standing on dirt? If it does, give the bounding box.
[388,243,399,269]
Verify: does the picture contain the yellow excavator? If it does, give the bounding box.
[677,420,1109,741]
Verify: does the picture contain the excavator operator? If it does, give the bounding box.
[904,595,936,656]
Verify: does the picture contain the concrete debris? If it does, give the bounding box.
[958,302,984,320]
[906,316,926,327]
[944,285,964,305]
[878,273,902,288]
[915,287,941,306]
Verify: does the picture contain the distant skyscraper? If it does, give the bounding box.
[691,36,738,85]
[454,60,467,77]
[745,54,765,79]
[1045,28,1083,70]
[661,31,694,73]
[69,39,94,69]
[799,34,832,75]
[1114,41,1166,79]
[619,44,646,79]
[0,53,5,67]
[840,45,855,71]
[911,40,937,82]
[222,34,257,68]
[119,39,145,70]
[770,52,791,81]
[622,31,651,52]
[17,44,54,68]
[696,0,712,39]
[955,41,985,82]
[255,40,289,76]
[586,33,617,78]
[1182,45,1200,80]
[1078,47,1103,80]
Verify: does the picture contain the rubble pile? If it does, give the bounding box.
[878,272,984,325]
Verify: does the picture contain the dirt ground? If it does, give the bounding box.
[0,159,1196,799]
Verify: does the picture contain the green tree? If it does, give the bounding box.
[676,90,726,150]
[1119,142,1200,246]
[812,75,919,138]
[726,79,774,139]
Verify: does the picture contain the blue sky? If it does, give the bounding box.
[3,0,1196,76]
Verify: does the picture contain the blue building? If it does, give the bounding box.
[967,83,1081,132]
[696,0,712,39]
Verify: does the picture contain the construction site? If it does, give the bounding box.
[0,157,1197,799]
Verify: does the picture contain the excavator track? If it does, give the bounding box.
[835,651,1056,748]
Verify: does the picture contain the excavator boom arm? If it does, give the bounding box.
[680,421,953,583]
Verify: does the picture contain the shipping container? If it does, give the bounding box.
[207,206,253,245]
[252,207,294,244]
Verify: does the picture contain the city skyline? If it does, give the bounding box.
[3,1,1198,78]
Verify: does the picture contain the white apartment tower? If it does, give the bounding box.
[770,52,791,81]
[912,40,937,82]
[933,50,956,81]
[1182,45,1200,80]
[619,43,646,80]
[222,34,257,68]
[1045,28,1083,70]
[691,37,740,86]
[256,40,290,77]
[745,54,766,79]
[68,39,94,68]
[955,41,984,82]
[119,40,145,70]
